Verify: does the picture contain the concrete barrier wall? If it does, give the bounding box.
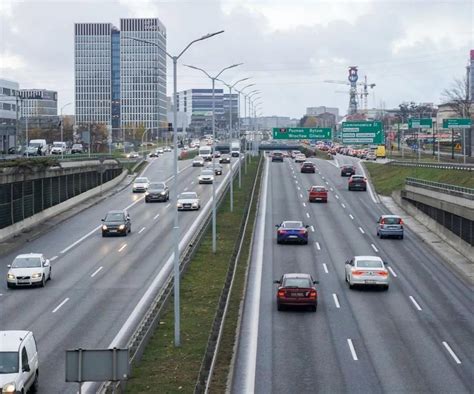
[0,169,128,243]
[393,190,473,262]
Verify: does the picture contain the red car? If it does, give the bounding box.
[348,175,367,191]
[308,185,328,203]
[274,273,319,312]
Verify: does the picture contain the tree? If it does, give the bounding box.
[441,76,472,119]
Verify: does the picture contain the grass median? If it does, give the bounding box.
[126,156,262,393]
[365,162,474,196]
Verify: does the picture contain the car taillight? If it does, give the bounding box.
[377,271,389,277]
[278,289,285,298]
[299,229,307,234]
[399,219,404,225]
[352,270,365,276]
[309,289,317,299]
[278,230,287,234]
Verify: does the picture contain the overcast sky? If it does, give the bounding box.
[0,0,472,118]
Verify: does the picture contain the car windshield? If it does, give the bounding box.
[383,217,402,224]
[149,183,165,190]
[282,221,303,229]
[0,352,19,374]
[53,142,63,147]
[179,192,197,199]
[12,256,42,268]
[356,260,384,268]
[135,178,148,183]
[283,278,312,288]
[105,212,124,221]
[202,170,214,176]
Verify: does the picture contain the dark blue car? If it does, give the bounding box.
[276,221,309,245]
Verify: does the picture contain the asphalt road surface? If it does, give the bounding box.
[0,153,238,393]
[233,154,473,394]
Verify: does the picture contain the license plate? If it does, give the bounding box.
[18,280,30,284]
[365,280,375,284]
[292,293,304,297]
[289,235,297,238]
[110,230,117,233]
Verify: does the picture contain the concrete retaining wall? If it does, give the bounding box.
[0,169,128,243]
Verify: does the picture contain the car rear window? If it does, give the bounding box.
[356,260,384,268]
[312,187,326,192]
[283,278,312,288]
[382,217,402,224]
[303,162,313,166]
[282,221,303,228]
[273,152,283,157]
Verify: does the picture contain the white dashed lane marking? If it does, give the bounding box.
[90,266,103,278]
[409,296,422,311]
[358,227,365,234]
[52,298,69,313]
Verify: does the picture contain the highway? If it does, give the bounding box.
[233,154,473,394]
[0,152,236,393]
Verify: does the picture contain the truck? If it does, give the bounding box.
[230,140,241,157]
[198,146,212,161]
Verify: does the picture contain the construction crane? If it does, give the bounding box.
[324,68,376,114]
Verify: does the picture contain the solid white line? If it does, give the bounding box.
[358,227,365,234]
[306,212,310,218]
[349,214,354,220]
[388,266,397,277]
[341,203,346,208]
[50,256,58,262]
[335,195,340,199]
[371,243,379,253]
[358,162,379,204]
[90,266,103,278]
[347,339,358,361]
[409,296,422,311]
[333,293,341,308]
[52,298,69,313]
[242,158,269,393]
[165,203,171,208]
[138,227,146,234]
[310,225,315,232]
[442,341,462,364]
[118,244,127,252]
[315,242,321,250]
[299,193,303,198]
[60,225,101,254]
[323,263,328,273]
[154,213,160,220]
[302,202,306,207]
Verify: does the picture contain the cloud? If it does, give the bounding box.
[0,0,471,118]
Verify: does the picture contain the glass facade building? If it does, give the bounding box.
[19,89,58,117]
[74,18,167,140]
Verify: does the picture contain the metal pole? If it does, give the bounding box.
[60,119,64,159]
[212,77,217,253]
[451,129,454,159]
[25,115,29,158]
[172,57,180,347]
[228,85,233,212]
[437,122,440,162]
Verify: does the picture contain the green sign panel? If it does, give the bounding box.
[341,121,384,144]
[272,127,332,140]
[442,118,471,129]
[408,118,433,129]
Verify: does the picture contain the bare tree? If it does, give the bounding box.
[441,76,472,118]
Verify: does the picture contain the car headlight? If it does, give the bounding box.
[145,191,150,196]
[119,224,126,230]
[192,202,198,207]
[31,272,42,279]
[3,382,16,393]
[102,225,108,230]
[160,191,166,195]
[7,273,15,280]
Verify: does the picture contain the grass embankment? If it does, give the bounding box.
[385,149,474,164]
[126,156,261,393]
[365,162,474,196]
[178,149,198,160]
[299,145,333,160]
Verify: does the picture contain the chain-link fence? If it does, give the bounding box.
[0,168,122,229]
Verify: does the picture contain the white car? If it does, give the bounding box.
[7,253,52,288]
[198,169,214,184]
[294,154,307,163]
[177,192,200,211]
[132,177,150,192]
[193,157,205,167]
[50,141,67,155]
[156,148,164,154]
[345,255,389,290]
[164,146,171,152]
[127,151,139,159]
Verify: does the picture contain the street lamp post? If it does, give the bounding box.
[127,30,224,348]
[185,63,243,253]
[60,102,72,159]
[217,78,249,212]
[235,83,255,175]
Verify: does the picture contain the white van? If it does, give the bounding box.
[50,141,67,155]
[28,139,48,156]
[198,146,212,161]
[0,331,39,393]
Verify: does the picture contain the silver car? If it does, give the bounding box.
[7,253,52,288]
[377,215,404,239]
[345,256,389,290]
[177,192,200,211]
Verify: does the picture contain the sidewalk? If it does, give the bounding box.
[379,194,473,285]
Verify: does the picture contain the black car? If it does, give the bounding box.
[301,161,316,173]
[341,165,355,176]
[149,151,159,158]
[348,175,367,191]
[102,210,131,236]
[219,154,231,164]
[145,182,170,202]
[206,163,223,175]
[272,151,284,162]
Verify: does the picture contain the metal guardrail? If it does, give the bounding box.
[405,177,474,199]
[101,158,243,394]
[388,160,474,171]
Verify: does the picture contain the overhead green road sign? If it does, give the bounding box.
[272,127,332,140]
[341,121,384,144]
[442,118,471,129]
[408,118,433,129]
